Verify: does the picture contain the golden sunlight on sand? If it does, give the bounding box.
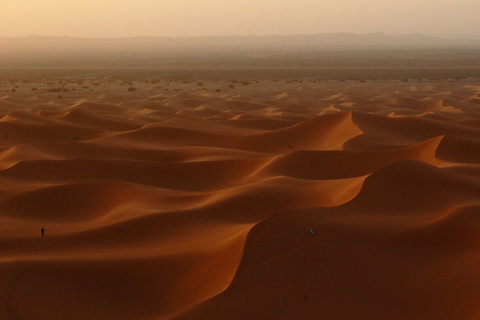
[0,77,479,320]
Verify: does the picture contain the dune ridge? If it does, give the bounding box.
[0,78,479,320]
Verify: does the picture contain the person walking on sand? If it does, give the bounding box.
[41,227,44,237]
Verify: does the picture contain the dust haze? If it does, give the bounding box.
[1,33,480,80]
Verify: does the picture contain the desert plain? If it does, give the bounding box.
[0,73,480,320]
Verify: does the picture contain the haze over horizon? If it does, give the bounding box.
[1,0,479,39]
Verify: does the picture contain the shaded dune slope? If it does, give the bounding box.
[1,80,480,320]
[93,111,361,153]
[178,161,480,320]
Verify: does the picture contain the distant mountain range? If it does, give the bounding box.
[1,33,480,69]
[1,32,480,53]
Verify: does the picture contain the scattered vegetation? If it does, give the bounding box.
[48,88,69,93]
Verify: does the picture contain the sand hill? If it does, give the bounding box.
[0,76,479,319]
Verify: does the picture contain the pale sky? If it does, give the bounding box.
[1,0,479,39]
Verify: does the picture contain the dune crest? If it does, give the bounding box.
[0,78,479,320]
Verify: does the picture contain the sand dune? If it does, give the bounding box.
[0,78,479,320]
[255,136,442,180]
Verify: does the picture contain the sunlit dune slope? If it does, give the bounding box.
[0,78,479,320]
[178,161,480,320]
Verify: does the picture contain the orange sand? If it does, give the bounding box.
[0,78,479,320]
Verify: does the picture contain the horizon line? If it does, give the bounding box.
[1,31,477,40]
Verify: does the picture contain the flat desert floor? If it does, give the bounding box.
[1,77,480,320]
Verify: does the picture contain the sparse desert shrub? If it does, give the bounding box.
[48,88,69,93]
[229,84,235,89]
[197,82,203,86]
[128,87,137,92]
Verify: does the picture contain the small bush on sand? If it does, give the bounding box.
[48,88,69,93]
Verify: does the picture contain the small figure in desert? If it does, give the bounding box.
[41,227,45,237]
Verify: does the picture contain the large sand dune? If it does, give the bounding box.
[0,77,479,319]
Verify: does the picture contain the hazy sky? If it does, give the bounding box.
[1,0,479,38]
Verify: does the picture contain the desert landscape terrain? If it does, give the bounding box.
[0,33,480,320]
[0,72,479,319]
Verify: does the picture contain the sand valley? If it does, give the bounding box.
[0,74,480,319]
